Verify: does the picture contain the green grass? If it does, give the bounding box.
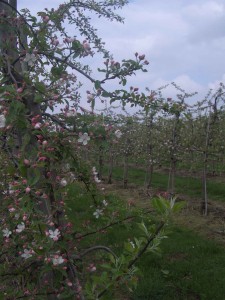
[103,165,225,202]
[133,226,225,300]
[66,181,225,300]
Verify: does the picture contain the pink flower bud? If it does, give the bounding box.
[24,159,30,166]
[67,281,73,287]
[25,187,31,193]
[52,38,59,46]
[17,87,23,94]
[34,123,41,129]
[139,54,145,60]
[42,15,49,23]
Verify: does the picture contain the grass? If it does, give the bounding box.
[66,180,225,300]
[103,165,225,202]
[133,226,225,300]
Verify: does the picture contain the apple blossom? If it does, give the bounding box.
[78,132,90,145]
[2,228,12,238]
[17,87,23,93]
[66,110,77,117]
[23,159,30,166]
[21,249,33,259]
[34,122,42,129]
[8,207,15,213]
[60,178,68,187]
[51,38,59,46]
[16,222,25,233]
[42,15,50,23]
[129,241,135,248]
[94,176,101,183]
[25,187,31,193]
[102,200,108,207]
[24,53,37,67]
[48,228,61,241]
[87,263,96,272]
[115,129,122,138]
[93,209,103,219]
[0,114,6,128]
[92,166,98,175]
[52,255,64,266]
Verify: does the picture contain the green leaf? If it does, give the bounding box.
[35,81,46,93]
[122,78,127,86]
[172,201,186,213]
[102,91,110,97]
[138,221,149,237]
[18,164,27,177]
[94,80,101,90]
[152,197,169,215]
[71,40,82,51]
[51,66,65,78]
[28,169,41,186]
[34,94,43,103]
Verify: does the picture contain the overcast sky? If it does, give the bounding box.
[18,0,225,108]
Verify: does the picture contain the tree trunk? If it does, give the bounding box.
[107,148,114,184]
[98,145,104,180]
[0,3,60,298]
[123,154,128,189]
[145,113,154,189]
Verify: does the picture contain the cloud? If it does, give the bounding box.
[16,0,225,109]
[209,74,225,90]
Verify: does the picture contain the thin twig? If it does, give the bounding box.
[75,209,153,240]
[128,221,165,268]
[80,245,117,260]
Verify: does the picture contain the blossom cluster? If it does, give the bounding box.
[92,166,100,183]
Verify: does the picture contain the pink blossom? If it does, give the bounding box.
[48,228,61,241]
[42,15,49,23]
[17,87,23,94]
[34,123,41,129]
[24,159,30,166]
[9,207,15,213]
[25,187,31,193]
[51,38,59,46]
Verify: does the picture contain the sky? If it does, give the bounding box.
[17,0,225,109]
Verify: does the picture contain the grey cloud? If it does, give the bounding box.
[16,0,225,106]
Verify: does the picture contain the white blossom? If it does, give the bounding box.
[8,207,15,213]
[24,53,37,67]
[78,132,90,145]
[0,114,6,128]
[60,178,68,187]
[48,229,61,241]
[21,249,33,259]
[52,255,64,266]
[130,241,135,248]
[92,166,98,175]
[92,167,101,183]
[2,228,12,238]
[67,110,77,117]
[16,222,25,233]
[94,175,101,183]
[115,129,122,138]
[93,209,103,219]
[102,200,108,207]
[15,214,20,220]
